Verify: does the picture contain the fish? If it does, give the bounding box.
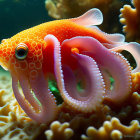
[0,8,139,123]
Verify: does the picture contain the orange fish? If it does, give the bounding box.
[0,8,139,123]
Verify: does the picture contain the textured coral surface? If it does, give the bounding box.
[0,70,46,140]
[120,0,140,42]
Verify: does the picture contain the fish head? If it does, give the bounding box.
[0,31,46,80]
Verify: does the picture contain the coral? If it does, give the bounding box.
[45,0,130,33]
[0,70,46,140]
[131,72,140,93]
[45,0,112,19]
[49,90,140,140]
[45,121,73,140]
[81,117,140,140]
[131,92,140,105]
[120,0,140,42]
[44,92,140,140]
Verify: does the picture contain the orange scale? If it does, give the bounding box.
[9,54,12,58]
[38,55,43,60]
[37,44,42,49]
[29,63,35,70]
[30,70,38,78]
[3,53,7,57]
[10,52,13,56]
[6,51,11,55]
[12,42,16,46]
[0,50,2,54]
[34,37,38,41]
[3,45,7,49]
[10,58,16,64]
[37,51,41,55]
[27,60,34,65]
[20,61,28,70]
[9,42,12,46]
[8,48,12,52]
[31,42,37,47]
[25,42,30,47]
[15,62,20,68]
[28,52,34,58]
[1,39,6,43]
[15,36,20,40]
[3,49,6,52]
[34,51,38,55]
[15,40,19,44]
[33,56,38,61]
[35,62,42,69]
[30,49,35,54]
[35,51,39,54]
[5,57,9,61]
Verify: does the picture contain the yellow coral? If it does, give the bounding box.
[131,72,140,93]
[120,0,140,42]
[45,0,112,19]
[81,117,140,140]
[0,70,46,140]
[45,121,73,140]
[52,94,140,140]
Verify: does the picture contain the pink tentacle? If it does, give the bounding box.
[61,36,132,105]
[111,42,140,73]
[19,76,41,111]
[100,69,112,92]
[54,37,105,112]
[12,71,58,123]
[63,65,89,99]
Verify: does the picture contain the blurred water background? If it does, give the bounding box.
[0,0,53,42]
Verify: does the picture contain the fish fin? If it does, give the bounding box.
[69,8,103,26]
[88,25,125,43]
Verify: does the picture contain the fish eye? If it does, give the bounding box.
[15,43,28,60]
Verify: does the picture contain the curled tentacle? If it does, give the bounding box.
[100,51,132,104]
[54,42,105,112]
[61,36,132,105]
[111,42,140,73]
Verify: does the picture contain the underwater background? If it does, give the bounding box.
[0,0,53,41]
[0,0,140,140]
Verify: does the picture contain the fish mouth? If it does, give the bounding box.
[11,69,58,123]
